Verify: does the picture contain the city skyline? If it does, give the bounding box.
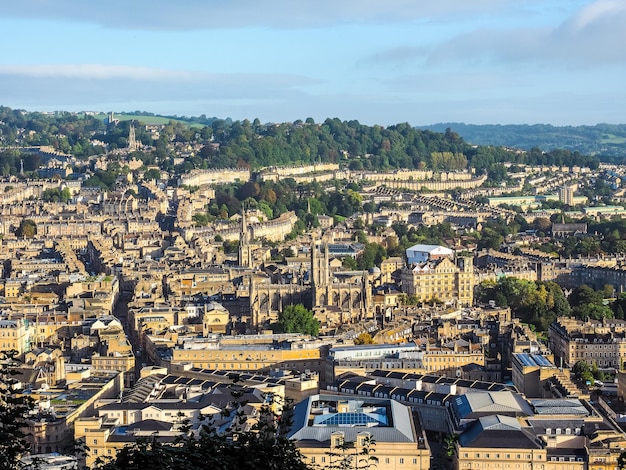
[0,0,624,126]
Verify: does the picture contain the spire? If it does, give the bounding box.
[128,124,139,151]
[241,205,247,237]
[238,205,252,267]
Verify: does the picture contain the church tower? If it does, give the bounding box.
[238,209,252,268]
[128,124,140,152]
[311,235,330,307]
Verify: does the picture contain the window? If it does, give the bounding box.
[399,458,404,464]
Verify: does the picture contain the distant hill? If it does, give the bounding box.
[419,123,626,160]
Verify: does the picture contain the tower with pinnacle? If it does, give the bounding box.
[128,124,140,152]
[238,208,253,268]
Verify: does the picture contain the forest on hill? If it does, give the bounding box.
[421,122,626,160]
[0,106,601,177]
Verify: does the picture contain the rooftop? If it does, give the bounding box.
[288,394,417,444]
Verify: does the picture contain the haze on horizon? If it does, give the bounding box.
[1,0,624,127]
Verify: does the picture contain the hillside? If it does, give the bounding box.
[0,106,602,175]
[420,123,626,160]
[91,112,216,128]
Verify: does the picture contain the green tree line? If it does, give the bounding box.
[476,278,624,331]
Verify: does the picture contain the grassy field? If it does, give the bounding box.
[600,134,626,144]
[91,113,198,126]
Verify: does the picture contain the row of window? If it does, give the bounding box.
[310,456,418,465]
[427,355,479,361]
[463,452,539,460]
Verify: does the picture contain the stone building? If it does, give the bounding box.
[400,256,474,306]
[548,317,626,369]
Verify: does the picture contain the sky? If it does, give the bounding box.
[0,0,624,126]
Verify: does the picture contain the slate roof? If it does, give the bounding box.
[530,398,589,416]
[459,415,540,449]
[453,391,533,419]
[526,418,590,434]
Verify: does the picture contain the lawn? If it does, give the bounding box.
[91,113,201,127]
[600,134,626,144]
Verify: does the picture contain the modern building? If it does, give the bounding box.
[559,184,576,205]
[288,394,430,469]
[405,244,454,265]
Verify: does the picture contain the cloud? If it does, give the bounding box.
[2,69,622,127]
[0,64,318,112]
[358,46,428,67]
[362,0,626,68]
[0,64,195,81]
[0,0,515,30]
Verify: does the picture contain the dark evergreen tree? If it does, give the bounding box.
[0,350,35,470]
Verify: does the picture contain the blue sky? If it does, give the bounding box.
[0,0,624,126]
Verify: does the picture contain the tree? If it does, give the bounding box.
[573,303,613,321]
[444,433,459,458]
[0,350,35,469]
[612,293,626,320]
[325,434,378,469]
[475,277,570,332]
[356,243,387,270]
[42,187,71,203]
[273,304,319,336]
[354,333,374,345]
[223,240,238,254]
[477,227,503,251]
[15,219,36,238]
[98,385,311,470]
[568,285,603,308]
[572,360,594,384]
[192,213,210,227]
[342,256,358,270]
[533,217,552,233]
[143,168,161,181]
